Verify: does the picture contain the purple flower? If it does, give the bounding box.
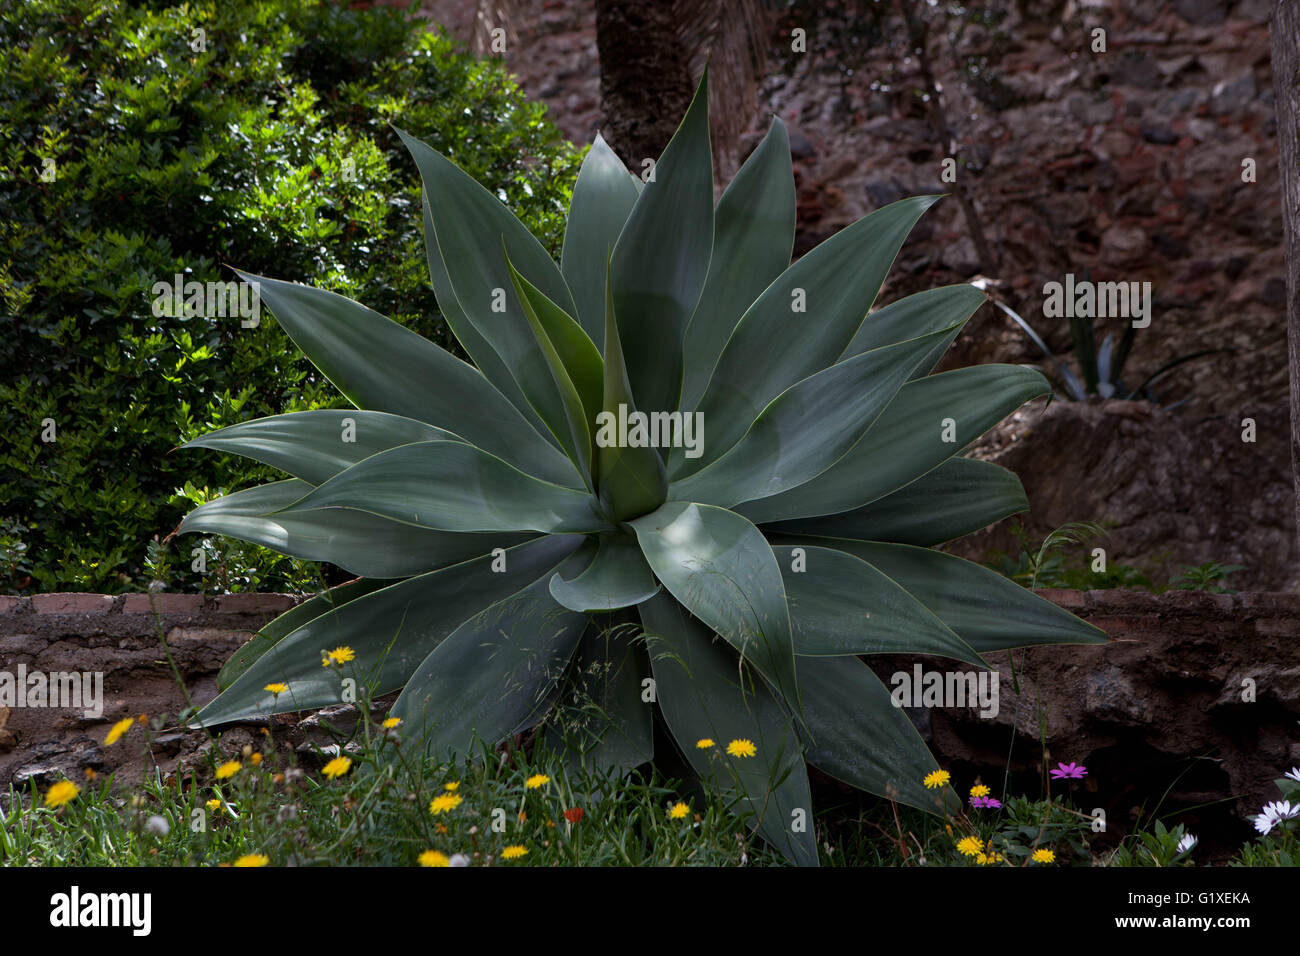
[970,796,1002,809]
[1050,761,1088,780]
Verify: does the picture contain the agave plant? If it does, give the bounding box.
[180,71,1105,865]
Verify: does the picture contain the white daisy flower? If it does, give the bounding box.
[1255,800,1299,835]
[1284,767,1300,784]
[1176,833,1197,854]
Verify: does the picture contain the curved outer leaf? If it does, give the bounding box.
[769,535,1108,651]
[639,592,817,867]
[561,134,640,346]
[505,254,603,485]
[398,129,594,474]
[768,457,1028,546]
[391,570,589,761]
[628,501,799,712]
[609,68,714,423]
[669,324,962,508]
[276,441,610,534]
[770,545,986,667]
[217,577,391,691]
[181,479,525,579]
[675,195,941,479]
[240,271,578,487]
[839,283,988,379]
[540,622,654,776]
[192,535,583,727]
[799,656,960,815]
[422,192,557,450]
[181,410,453,485]
[739,365,1049,525]
[549,534,660,612]
[679,117,796,412]
[597,259,668,521]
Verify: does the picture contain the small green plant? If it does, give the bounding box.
[1109,819,1200,867]
[1170,561,1246,594]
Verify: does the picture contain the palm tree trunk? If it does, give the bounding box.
[1273,0,1300,553]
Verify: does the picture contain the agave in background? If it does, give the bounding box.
[179,71,1105,865]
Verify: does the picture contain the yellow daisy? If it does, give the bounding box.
[1032,848,1055,864]
[383,717,402,729]
[321,646,356,667]
[264,682,288,695]
[105,716,134,745]
[970,784,991,798]
[726,738,756,758]
[232,854,268,867]
[443,781,459,792]
[956,835,983,857]
[524,773,550,790]
[250,753,263,766]
[696,738,715,749]
[418,850,450,867]
[501,845,528,860]
[429,793,463,815]
[44,780,79,808]
[215,760,242,780]
[669,801,690,820]
[205,798,222,811]
[321,756,352,779]
[923,769,951,790]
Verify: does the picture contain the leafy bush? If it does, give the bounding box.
[0,0,581,593]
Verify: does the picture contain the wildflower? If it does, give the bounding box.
[969,784,990,798]
[956,835,983,857]
[105,716,134,745]
[1254,800,1299,835]
[43,781,78,808]
[435,823,448,835]
[383,717,402,729]
[144,815,170,837]
[501,845,528,860]
[1032,848,1056,864]
[137,714,148,724]
[232,854,268,867]
[564,807,584,824]
[696,738,715,749]
[429,794,463,815]
[215,761,241,780]
[1049,761,1087,780]
[322,756,352,779]
[205,798,222,811]
[669,801,690,820]
[726,738,756,758]
[976,851,1003,865]
[970,796,1002,809]
[449,853,471,867]
[923,769,951,790]
[84,768,98,781]
[443,781,459,792]
[250,753,263,766]
[419,850,450,867]
[321,646,356,667]
[1176,833,1198,855]
[264,683,288,695]
[525,773,550,790]
[1285,767,1300,784]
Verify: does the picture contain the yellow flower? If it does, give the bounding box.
[956,835,983,857]
[321,756,352,779]
[501,845,528,860]
[443,781,459,791]
[206,798,222,811]
[419,850,450,867]
[970,784,991,798]
[1032,848,1056,864]
[44,781,79,808]
[696,738,715,749]
[669,801,690,820]
[977,851,1003,865]
[321,646,356,667]
[726,738,756,758]
[923,769,951,790]
[264,683,288,695]
[105,716,134,745]
[383,717,402,729]
[215,760,242,780]
[250,753,263,766]
[429,794,463,815]
[435,823,448,835]
[524,773,550,790]
[232,854,268,867]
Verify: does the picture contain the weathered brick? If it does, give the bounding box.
[32,593,115,615]
[1035,588,1084,609]
[122,593,204,618]
[213,594,296,616]
[0,596,22,615]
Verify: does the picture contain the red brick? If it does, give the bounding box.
[122,593,204,617]
[32,593,115,615]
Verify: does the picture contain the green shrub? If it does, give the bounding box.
[0,0,582,593]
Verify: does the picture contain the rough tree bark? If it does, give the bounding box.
[593,0,697,169]
[1273,0,1300,554]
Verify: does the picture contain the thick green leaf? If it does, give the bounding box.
[800,656,960,814]
[769,536,1108,651]
[193,535,582,726]
[540,622,654,776]
[217,578,391,691]
[549,533,660,612]
[562,134,640,346]
[391,571,589,761]
[241,271,578,487]
[679,118,795,412]
[639,592,817,866]
[505,254,603,485]
[840,283,988,379]
[180,410,452,485]
[669,325,961,508]
[609,69,714,422]
[276,441,609,534]
[767,457,1028,546]
[628,501,799,712]
[597,259,669,521]
[181,479,524,578]
[674,195,940,479]
[740,365,1049,524]
[770,545,985,667]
